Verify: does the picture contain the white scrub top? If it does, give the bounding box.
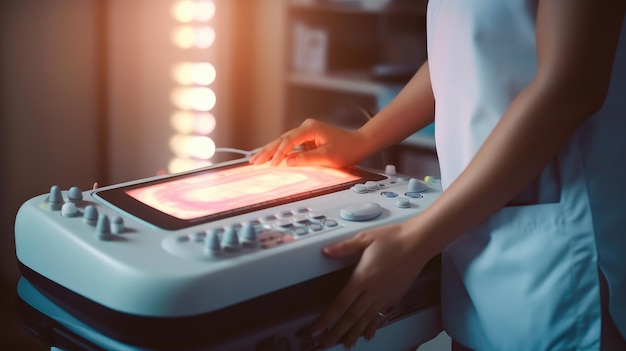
[426,1,626,350]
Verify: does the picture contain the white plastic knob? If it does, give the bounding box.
[384,165,397,175]
[407,178,428,193]
[61,202,79,217]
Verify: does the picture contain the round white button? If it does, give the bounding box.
[339,202,382,221]
[384,165,397,175]
[61,202,79,217]
[365,181,379,191]
[395,197,411,208]
[352,184,368,194]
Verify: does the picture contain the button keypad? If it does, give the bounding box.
[163,207,343,261]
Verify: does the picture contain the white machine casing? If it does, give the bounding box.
[15,159,441,320]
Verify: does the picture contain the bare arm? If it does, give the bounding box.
[357,61,435,154]
[404,0,625,258]
[311,0,625,348]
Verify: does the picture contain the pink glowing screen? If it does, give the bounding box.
[125,164,361,220]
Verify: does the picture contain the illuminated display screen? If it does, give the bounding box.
[95,162,385,230]
[126,164,359,220]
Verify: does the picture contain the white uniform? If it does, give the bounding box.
[426,1,626,350]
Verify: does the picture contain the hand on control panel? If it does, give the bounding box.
[309,221,429,349]
[249,119,369,168]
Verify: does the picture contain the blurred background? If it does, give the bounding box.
[0,0,438,349]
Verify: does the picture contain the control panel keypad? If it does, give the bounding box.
[40,185,130,241]
[162,207,344,262]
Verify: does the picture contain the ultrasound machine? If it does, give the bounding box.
[15,156,443,351]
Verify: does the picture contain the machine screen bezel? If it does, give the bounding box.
[94,161,386,231]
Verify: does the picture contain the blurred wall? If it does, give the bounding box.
[0,1,287,349]
[228,0,287,151]
[0,0,103,349]
[106,0,185,183]
[0,1,285,349]
[105,0,286,182]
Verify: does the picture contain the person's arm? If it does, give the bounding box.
[249,61,435,167]
[404,0,625,261]
[356,60,436,156]
[311,0,625,348]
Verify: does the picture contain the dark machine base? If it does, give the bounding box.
[18,256,440,350]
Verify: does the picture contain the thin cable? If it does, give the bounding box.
[214,147,261,160]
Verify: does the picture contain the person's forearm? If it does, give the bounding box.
[404,79,598,257]
[356,61,435,157]
[402,0,625,259]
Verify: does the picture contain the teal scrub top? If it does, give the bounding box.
[426,1,626,350]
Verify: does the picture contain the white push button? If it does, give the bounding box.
[395,197,411,208]
[339,202,382,221]
[61,202,79,217]
[352,184,368,194]
[384,165,397,176]
[365,181,379,191]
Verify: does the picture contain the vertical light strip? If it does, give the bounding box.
[168,0,217,173]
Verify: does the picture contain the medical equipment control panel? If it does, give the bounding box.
[15,159,441,319]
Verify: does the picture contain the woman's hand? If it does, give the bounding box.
[310,221,427,349]
[249,118,369,168]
